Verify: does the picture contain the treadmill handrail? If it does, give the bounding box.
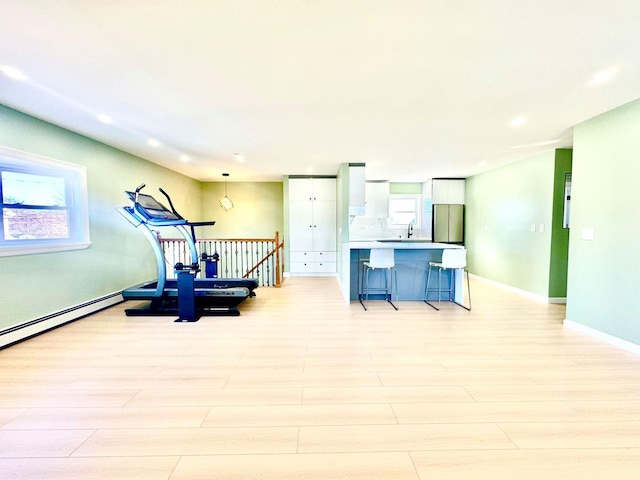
[118,206,166,296]
[158,187,184,220]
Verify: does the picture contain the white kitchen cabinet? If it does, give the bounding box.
[432,179,465,204]
[364,181,389,218]
[289,177,335,202]
[349,164,366,216]
[290,251,337,273]
[289,177,337,274]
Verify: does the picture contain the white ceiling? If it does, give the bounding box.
[2,1,640,182]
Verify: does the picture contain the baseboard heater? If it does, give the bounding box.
[0,292,123,350]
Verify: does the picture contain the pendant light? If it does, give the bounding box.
[219,173,234,211]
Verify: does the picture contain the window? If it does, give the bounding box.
[388,194,421,229]
[0,145,90,256]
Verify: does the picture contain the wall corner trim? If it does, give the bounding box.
[469,274,552,303]
[564,319,640,355]
[548,297,567,304]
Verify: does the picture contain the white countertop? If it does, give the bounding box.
[348,240,463,249]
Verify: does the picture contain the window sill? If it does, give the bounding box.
[0,241,91,257]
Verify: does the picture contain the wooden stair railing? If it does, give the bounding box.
[243,231,285,287]
[159,231,285,287]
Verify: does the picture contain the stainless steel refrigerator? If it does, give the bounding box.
[433,204,464,244]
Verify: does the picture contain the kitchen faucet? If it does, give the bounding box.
[407,223,414,238]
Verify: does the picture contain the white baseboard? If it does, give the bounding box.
[469,274,566,304]
[548,297,567,304]
[563,320,640,355]
[0,292,123,349]
[470,275,637,354]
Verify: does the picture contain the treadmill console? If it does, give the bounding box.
[126,191,182,222]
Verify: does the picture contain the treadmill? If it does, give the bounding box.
[118,185,258,319]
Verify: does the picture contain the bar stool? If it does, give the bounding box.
[359,248,398,311]
[424,248,471,311]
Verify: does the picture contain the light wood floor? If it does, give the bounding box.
[1,277,639,479]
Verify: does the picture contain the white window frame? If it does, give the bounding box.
[0,145,91,256]
[388,194,421,229]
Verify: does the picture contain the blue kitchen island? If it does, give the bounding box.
[340,240,465,304]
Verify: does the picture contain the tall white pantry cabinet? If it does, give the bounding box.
[288,177,337,274]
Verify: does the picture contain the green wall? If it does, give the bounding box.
[566,99,640,345]
[465,151,556,297]
[548,149,572,298]
[389,183,422,194]
[0,105,202,330]
[200,182,283,239]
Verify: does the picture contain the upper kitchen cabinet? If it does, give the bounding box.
[289,177,335,202]
[432,179,465,204]
[364,181,389,218]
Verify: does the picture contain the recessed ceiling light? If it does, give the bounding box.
[0,65,27,81]
[511,116,526,127]
[180,155,189,162]
[478,161,487,167]
[590,69,615,85]
[148,139,160,147]
[233,153,245,162]
[97,114,112,124]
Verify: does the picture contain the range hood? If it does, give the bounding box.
[348,163,365,216]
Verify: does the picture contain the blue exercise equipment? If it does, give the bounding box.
[118,184,258,322]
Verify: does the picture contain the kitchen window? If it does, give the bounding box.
[0,145,90,256]
[388,194,421,229]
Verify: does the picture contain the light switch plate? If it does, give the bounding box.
[581,228,595,240]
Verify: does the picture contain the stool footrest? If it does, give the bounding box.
[359,258,399,311]
[424,262,472,311]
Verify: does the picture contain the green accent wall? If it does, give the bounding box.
[566,99,640,345]
[199,182,283,239]
[548,149,572,298]
[465,151,556,297]
[389,183,422,194]
[0,105,202,330]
